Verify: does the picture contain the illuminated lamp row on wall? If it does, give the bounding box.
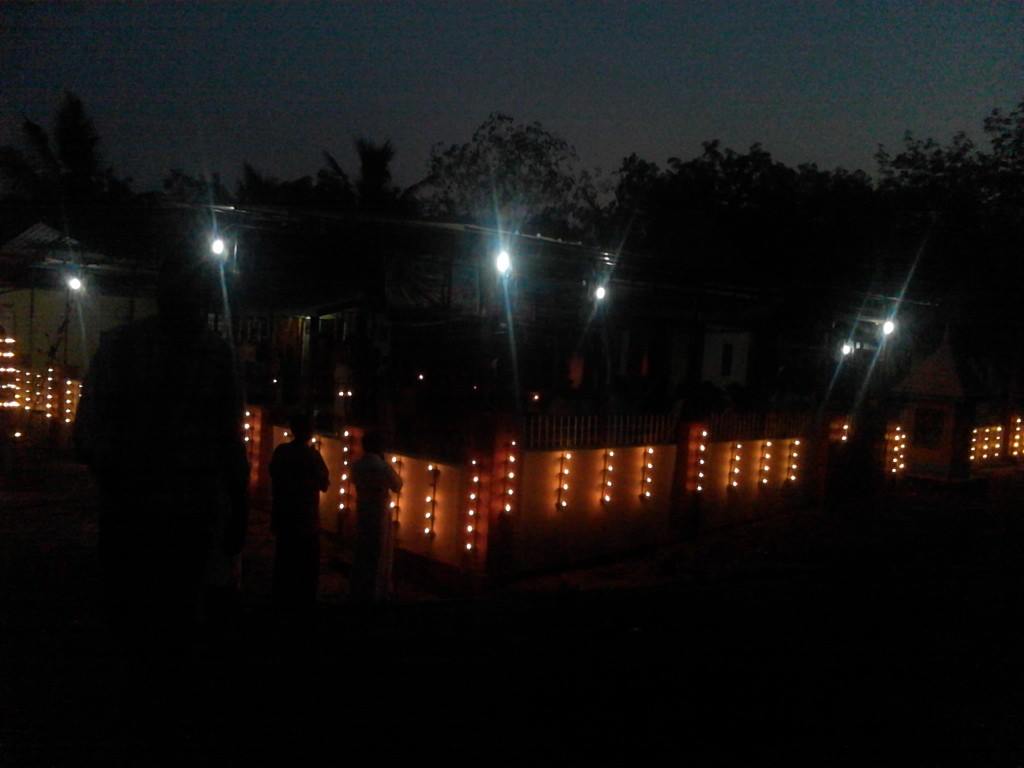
[887,427,907,474]
[2,362,82,423]
[1,336,19,411]
[970,425,1002,463]
[601,449,614,503]
[1014,419,1022,457]
[424,464,440,537]
[696,430,708,492]
[338,429,354,512]
[728,442,743,489]
[693,433,800,492]
[640,446,655,499]
[465,459,480,552]
[554,446,664,507]
[759,441,773,486]
[389,455,403,522]
[502,441,517,514]
[556,451,572,509]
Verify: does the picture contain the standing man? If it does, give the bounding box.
[269,411,329,610]
[350,431,403,603]
[74,248,249,650]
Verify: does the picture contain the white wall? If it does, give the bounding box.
[701,330,751,388]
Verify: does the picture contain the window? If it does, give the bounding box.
[721,343,733,377]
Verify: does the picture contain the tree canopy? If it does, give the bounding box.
[419,113,600,240]
[2,90,1022,303]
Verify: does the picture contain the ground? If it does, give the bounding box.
[3,454,1024,764]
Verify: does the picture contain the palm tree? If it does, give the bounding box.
[0,90,130,208]
[354,138,401,213]
[0,91,135,256]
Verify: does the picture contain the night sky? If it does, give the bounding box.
[2,1,1021,191]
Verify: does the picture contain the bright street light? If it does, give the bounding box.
[882,320,896,337]
[496,249,511,275]
[595,285,607,301]
[210,237,226,257]
[67,276,82,292]
[841,342,853,356]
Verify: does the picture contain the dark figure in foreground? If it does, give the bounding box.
[74,251,249,648]
[269,413,329,609]
[350,431,403,602]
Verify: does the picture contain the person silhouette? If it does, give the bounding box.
[74,248,249,651]
[269,411,329,610]
[350,430,403,603]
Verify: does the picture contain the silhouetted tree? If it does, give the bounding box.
[316,150,356,209]
[162,169,233,205]
[354,138,400,212]
[230,141,408,213]
[0,90,133,207]
[421,113,599,239]
[0,90,142,256]
[874,96,1024,320]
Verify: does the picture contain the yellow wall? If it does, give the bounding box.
[391,456,475,567]
[694,437,806,527]
[1,288,156,374]
[511,445,677,572]
[271,427,475,568]
[264,426,816,575]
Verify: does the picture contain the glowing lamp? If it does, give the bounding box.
[882,320,896,336]
[496,249,511,274]
[67,277,83,292]
[210,237,226,257]
[595,286,607,301]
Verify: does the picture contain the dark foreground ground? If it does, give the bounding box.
[4,457,1024,764]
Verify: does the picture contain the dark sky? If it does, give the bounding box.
[2,1,1021,191]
